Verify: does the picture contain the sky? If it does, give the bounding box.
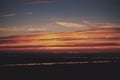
[0,0,120,37]
[0,0,120,53]
[0,28,120,53]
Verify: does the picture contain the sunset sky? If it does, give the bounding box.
[0,0,120,53]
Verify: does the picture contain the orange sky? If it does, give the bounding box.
[0,28,120,53]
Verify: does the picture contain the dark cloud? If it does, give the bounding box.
[24,0,56,4]
[0,39,32,44]
[0,40,16,44]
[0,42,119,48]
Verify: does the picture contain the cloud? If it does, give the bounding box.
[0,40,18,44]
[0,28,120,53]
[82,21,120,29]
[56,22,87,28]
[0,42,119,48]
[0,27,46,32]
[56,21,120,30]
[27,28,47,32]
[0,14,16,18]
[0,27,47,37]
[26,12,33,15]
[24,0,56,4]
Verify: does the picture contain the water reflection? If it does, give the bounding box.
[1,60,119,67]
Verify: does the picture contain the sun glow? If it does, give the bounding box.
[0,28,120,53]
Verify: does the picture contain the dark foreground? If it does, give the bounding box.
[0,63,120,80]
[0,53,120,80]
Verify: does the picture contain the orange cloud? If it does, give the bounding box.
[0,28,120,53]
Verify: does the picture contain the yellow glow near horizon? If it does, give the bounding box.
[0,28,120,53]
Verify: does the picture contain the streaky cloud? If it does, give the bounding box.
[24,0,56,4]
[0,13,16,17]
[26,12,33,15]
[0,28,120,53]
[83,21,120,29]
[56,21,120,30]
[56,22,87,28]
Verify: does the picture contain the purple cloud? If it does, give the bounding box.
[26,12,33,15]
[0,13,16,17]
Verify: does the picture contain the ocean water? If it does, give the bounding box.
[0,63,120,80]
[0,53,120,80]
